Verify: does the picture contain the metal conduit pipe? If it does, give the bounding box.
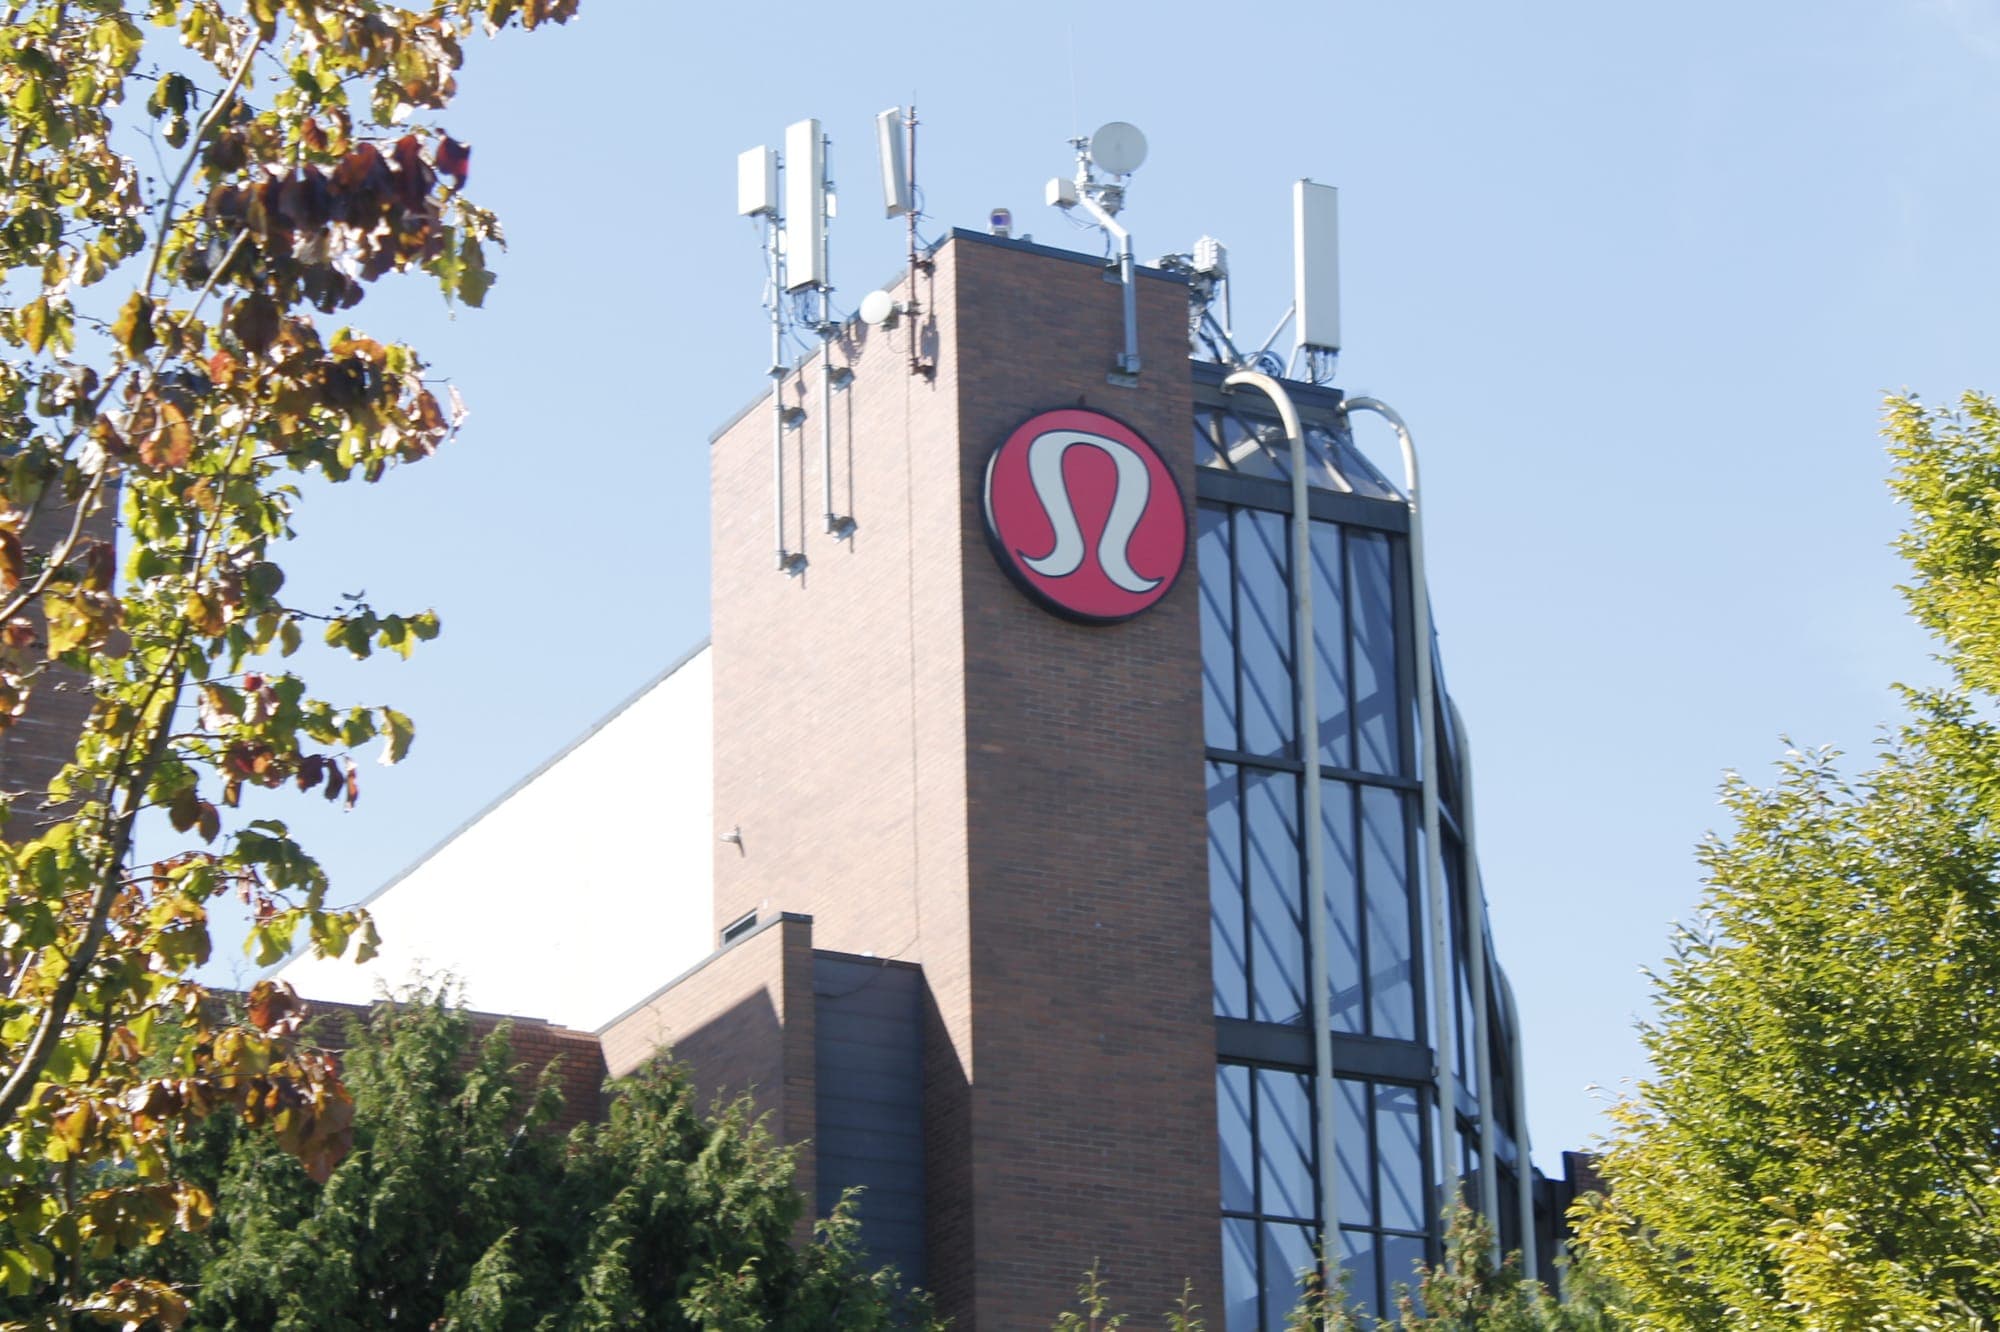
[1500,973,1537,1282]
[1076,193,1141,376]
[1342,396,1458,1262]
[1222,370,1338,1276]
[1450,696,1501,1263]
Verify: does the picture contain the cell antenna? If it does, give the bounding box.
[876,107,910,217]
[784,118,827,292]
[1294,179,1340,383]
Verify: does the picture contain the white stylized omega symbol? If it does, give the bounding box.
[1016,430,1161,594]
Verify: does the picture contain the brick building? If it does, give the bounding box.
[278,222,1570,1328]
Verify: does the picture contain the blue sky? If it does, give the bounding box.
[197,1,2000,1172]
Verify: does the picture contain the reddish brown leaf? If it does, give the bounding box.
[81,540,113,590]
[136,398,193,468]
[90,416,130,460]
[168,787,201,834]
[231,294,280,356]
[0,529,23,592]
[246,980,300,1033]
[434,134,470,188]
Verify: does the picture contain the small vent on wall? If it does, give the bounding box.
[720,910,758,947]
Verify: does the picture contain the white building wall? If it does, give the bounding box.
[274,645,715,1030]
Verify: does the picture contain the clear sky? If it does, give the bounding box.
[195,0,2000,1174]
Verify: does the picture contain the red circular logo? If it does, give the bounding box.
[982,408,1187,623]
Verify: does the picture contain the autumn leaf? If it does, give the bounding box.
[231,293,280,356]
[111,291,155,358]
[435,134,470,188]
[0,529,23,592]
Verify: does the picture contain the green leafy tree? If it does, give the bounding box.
[84,989,937,1330]
[1575,393,2000,1328]
[1047,1263,1206,1332]
[1276,1208,1622,1332]
[0,1,576,1324]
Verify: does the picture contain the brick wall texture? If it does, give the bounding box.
[0,486,116,833]
[709,235,1219,1329]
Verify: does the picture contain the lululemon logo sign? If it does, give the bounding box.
[982,408,1188,623]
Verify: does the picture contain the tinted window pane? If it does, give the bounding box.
[1195,411,1226,469]
[1321,781,1363,1035]
[1361,785,1416,1039]
[1222,1218,1259,1332]
[1376,1084,1426,1233]
[1245,769,1306,1025]
[1381,1234,1428,1310]
[1261,1222,1316,1332]
[1198,504,1236,750]
[1309,520,1350,769]
[1210,764,1248,1020]
[1217,1065,1255,1214]
[1237,510,1293,758]
[1349,532,1399,775]
[1339,1228,1379,1322]
[1256,1069,1315,1222]
[1334,1077,1371,1228]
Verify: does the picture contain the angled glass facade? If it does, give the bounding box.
[1193,368,1528,1328]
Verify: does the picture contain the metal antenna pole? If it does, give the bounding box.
[768,181,803,577]
[818,129,850,538]
[768,209,789,573]
[903,106,932,379]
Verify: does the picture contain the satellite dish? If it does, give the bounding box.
[859,289,900,327]
[1088,121,1147,175]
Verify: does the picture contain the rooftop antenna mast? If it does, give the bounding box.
[784,118,853,540]
[874,105,930,378]
[1046,120,1148,384]
[736,141,806,576]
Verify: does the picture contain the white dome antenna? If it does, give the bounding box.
[1087,121,1147,176]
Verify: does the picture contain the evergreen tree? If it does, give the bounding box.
[101,988,932,1331]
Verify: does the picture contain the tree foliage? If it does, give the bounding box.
[1575,393,2000,1329]
[1045,1210,1623,1332]
[45,989,935,1330]
[0,1,575,1324]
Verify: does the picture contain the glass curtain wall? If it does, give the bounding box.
[1194,389,1522,1329]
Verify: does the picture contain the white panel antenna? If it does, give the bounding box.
[737,146,777,218]
[1294,180,1340,355]
[784,118,826,290]
[875,107,910,218]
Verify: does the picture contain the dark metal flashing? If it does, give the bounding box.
[1190,360,1349,419]
[1194,468,1410,534]
[1217,1018,1434,1085]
